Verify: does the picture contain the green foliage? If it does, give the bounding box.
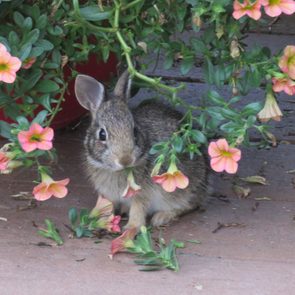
[127,226,184,271]
[37,219,63,246]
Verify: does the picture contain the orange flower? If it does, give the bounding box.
[17,123,54,153]
[279,45,295,80]
[257,90,283,122]
[152,162,189,192]
[33,173,70,201]
[208,139,241,174]
[0,43,21,83]
[22,57,36,69]
[89,195,113,219]
[122,170,141,198]
[272,77,295,95]
[233,0,262,20]
[110,228,137,256]
[261,0,295,17]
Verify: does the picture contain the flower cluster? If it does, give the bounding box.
[233,0,295,20]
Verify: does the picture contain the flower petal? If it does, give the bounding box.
[8,56,22,71]
[208,141,221,157]
[174,172,189,189]
[161,175,177,192]
[40,127,54,141]
[224,158,239,174]
[210,156,227,172]
[33,183,52,201]
[228,147,241,161]
[36,140,53,151]
[216,138,229,152]
[20,142,37,153]
[49,183,68,198]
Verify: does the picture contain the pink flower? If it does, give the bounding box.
[233,0,262,20]
[110,228,137,256]
[107,215,121,233]
[0,43,21,83]
[272,77,295,95]
[33,173,70,201]
[208,139,241,174]
[0,152,9,171]
[122,170,141,198]
[152,162,189,193]
[89,195,113,219]
[261,0,295,17]
[22,57,36,69]
[279,45,295,80]
[17,123,54,153]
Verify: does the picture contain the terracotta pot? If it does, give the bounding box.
[49,53,117,129]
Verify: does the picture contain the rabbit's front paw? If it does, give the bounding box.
[151,211,178,227]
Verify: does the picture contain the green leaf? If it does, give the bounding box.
[172,136,183,153]
[242,102,262,116]
[21,69,42,92]
[36,14,47,29]
[149,143,165,155]
[68,208,79,226]
[180,56,194,75]
[79,6,113,21]
[190,130,207,144]
[25,29,40,44]
[19,44,32,61]
[8,31,19,46]
[23,17,33,30]
[13,11,25,27]
[35,80,60,93]
[16,116,30,129]
[207,90,225,106]
[32,110,48,125]
[0,120,12,139]
[35,39,54,51]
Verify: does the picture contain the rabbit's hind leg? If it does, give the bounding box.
[150,209,185,227]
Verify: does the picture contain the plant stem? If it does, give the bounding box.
[46,82,67,127]
[122,0,143,11]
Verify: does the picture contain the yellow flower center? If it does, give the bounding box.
[221,151,232,157]
[269,0,280,5]
[0,63,8,71]
[30,135,41,142]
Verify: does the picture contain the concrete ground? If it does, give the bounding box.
[1,105,295,295]
[1,16,295,295]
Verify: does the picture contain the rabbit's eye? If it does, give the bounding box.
[98,128,107,141]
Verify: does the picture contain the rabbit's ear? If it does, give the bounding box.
[113,70,131,100]
[75,75,105,111]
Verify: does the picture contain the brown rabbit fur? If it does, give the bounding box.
[75,71,208,229]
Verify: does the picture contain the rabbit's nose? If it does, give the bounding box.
[118,155,134,167]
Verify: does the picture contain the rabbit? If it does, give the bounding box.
[74,70,209,230]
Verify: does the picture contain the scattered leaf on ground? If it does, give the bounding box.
[232,185,251,198]
[185,239,201,244]
[240,175,267,185]
[254,197,272,201]
[212,222,246,234]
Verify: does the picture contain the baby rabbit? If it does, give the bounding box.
[75,70,208,229]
